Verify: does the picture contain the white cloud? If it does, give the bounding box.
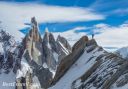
[0,2,104,41]
[94,23,110,28]
[93,23,128,49]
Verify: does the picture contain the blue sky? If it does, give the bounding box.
[0,0,128,51]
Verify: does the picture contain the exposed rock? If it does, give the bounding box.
[51,36,89,85]
[56,35,72,63]
[16,72,33,89]
[42,28,72,70]
[86,39,97,46]
[49,33,58,52]
[23,17,43,66]
[42,30,57,70]
[57,35,71,52]
[72,36,88,52]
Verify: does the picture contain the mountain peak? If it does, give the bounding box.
[31,17,37,27]
[25,17,42,42]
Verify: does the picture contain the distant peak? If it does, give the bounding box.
[45,27,49,33]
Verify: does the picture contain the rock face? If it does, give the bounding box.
[56,35,72,63]
[42,28,72,70]
[23,17,43,66]
[57,35,71,52]
[51,36,89,85]
[42,29,57,70]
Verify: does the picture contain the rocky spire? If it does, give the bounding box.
[31,17,38,27]
[43,27,50,45]
[22,17,43,65]
[27,17,42,42]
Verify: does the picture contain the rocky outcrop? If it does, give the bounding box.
[51,36,89,85]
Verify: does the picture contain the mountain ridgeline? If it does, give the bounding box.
[16,17,72,89]
[0,17,128,89]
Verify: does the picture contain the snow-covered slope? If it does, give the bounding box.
[50,46,105,89]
